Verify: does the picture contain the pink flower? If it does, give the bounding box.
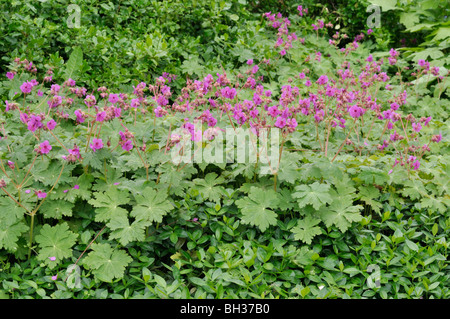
[74,109,85,123]
[65,78,76,87]
[46,119,57,131]
[51,84,61,94]
[20,81,33,94]
[154,106,167,118]
[96,111,106,122]
[108,93,119,104]
[267,106,280,118]
[36,190,47,199]
[73,185,79,190]
[280,49,286,56]
[6,72,15,80]
[84,95,96,107]
[431,134,442,143]
[130,98,140,108]
[316,75,328,85]
[51,275,57,281]
[390,102,399,111]
[348,105,363,118]
[39,140,52,154]
[412,122,422,132]
[247,59,254,65]
[274,116,286,128]
[122,139,133,152]
[89,138,103,152]
[48,256,56,261]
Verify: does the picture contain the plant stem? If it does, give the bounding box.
[331,118,357,162]
[27,214,35,259]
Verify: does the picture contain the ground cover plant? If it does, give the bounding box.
[0,1,449,299]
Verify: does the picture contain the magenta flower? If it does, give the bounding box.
[39,140,52,154]
[51,275,57,281]
[7,161,15,169]
[65,78,76,87]
[130,98,140,108]
[390,102,399,111]
[412,122,422,132]
[47,95,62,108]
[73,185,79,190]
[50,84,61,94]
[316,75,329,85]
[108,93,119,104]
[20,81,33,94]
[348,105,363,118]
[122,139,133,152]
[431,134,442,143]
[280,49,286,56]
[96,111,106,122]
[6,72,15,80]
[74,109,85,124]
[90,138,103,152]
[84,94,96,107]
[267,106,280,118]
[220,87,237,99]
[36,190,47,199]
[274,116,287,128]
[154,106,167,118]
[46,119,57,131]
[247,59,254,65]
[48,256,56,261]
[27,115,43,132]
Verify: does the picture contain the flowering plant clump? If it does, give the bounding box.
[0,4,448,295]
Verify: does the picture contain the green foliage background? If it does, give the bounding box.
[0,0,448,299]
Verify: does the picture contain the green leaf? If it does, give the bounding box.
[0,196,27,226]
[358,185,382,214]
[318,196,363,232]
[276,151,302,184]
[35,223,78,268]
[130,187,173,225]
[420,196,448,214]
[293,246,316,266]
[40,200,74,219]
[107,215,146,246]
[88,187,130,223]
[405,239,419,252]
[192,172,225,203]
[401,179,427,200]
[293,182,333,210]
[82,243,132,282]
[367,0,398,11]
[235,186,279,232]
[358,167,389,185]
[291,216,322,244]
[0,221,28,252]
[63,46,83,80]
